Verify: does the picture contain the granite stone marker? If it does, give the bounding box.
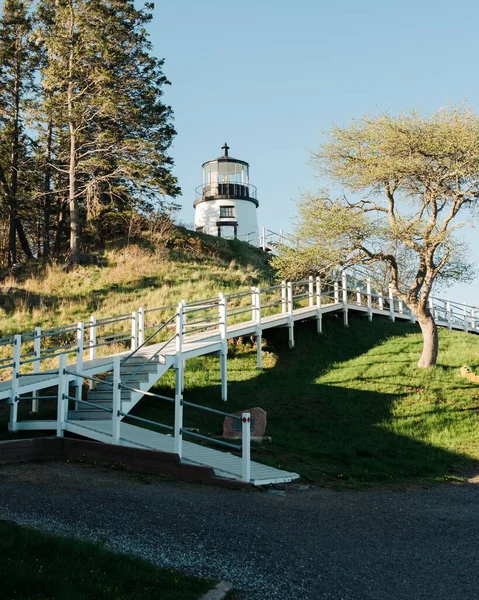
[223,407,267,438]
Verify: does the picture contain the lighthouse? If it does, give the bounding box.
[194,144,259,244]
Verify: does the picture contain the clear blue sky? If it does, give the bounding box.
[148,0,479,303]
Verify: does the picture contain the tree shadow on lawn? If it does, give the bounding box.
[140,314,479,486]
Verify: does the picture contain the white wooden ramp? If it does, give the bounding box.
[65,419,299,485]
[3,274,479,487]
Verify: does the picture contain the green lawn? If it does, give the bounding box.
[131,314,479,486]
[0,521,214,600]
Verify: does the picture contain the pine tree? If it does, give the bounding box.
[36,0,179,263]
[0,0,36,266]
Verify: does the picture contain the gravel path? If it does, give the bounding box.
[0,462,478,599]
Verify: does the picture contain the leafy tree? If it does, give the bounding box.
[0,0,36,265]
[275,107,479,368]
[36,0,179,263]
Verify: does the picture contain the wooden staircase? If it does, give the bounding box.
[68,354,175,422]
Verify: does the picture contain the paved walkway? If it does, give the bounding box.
[0,462,478,599]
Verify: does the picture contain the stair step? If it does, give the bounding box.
[120,364,161,374]
[87,391,131,401]
[68,410,112,421]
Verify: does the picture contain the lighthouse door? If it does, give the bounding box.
[217,224,237,239]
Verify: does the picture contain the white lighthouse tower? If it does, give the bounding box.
[194,144,259,244]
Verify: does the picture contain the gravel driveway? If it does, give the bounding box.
[0,462,478,599]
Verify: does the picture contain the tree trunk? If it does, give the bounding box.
[68,124,80,263]
[67,9,80,265]
[43,113,53,258]
[416,312,438,368]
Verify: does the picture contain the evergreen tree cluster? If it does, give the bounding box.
[0,0,179,268]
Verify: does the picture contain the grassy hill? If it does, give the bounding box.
[0,227,272,335]
[1,229,478,486]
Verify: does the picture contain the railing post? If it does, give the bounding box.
[89,316,97,360]
[398,300,404,315]
[471,306,476,331]
[138,307,145,346]
[378,291,384,311]
[261,226,266,250]
[388,285,395,322]
[112,356,121,443]
[219,294,228,400]
[76,322,84,373]
[174,357,183,459]
[251,286,259,322]
[242,412,251,483]
[131,311,138,351]
[316,276,322,334]
[56,353,67,437]
[255,288,262,371]
[32,326,41,413]
[446,299,452,329]
[287,282,294,349]
[281,280,287,313]
[334,280,339,304]
[463,303,468,333]
[8,334,21,432]
[341,272,348,327]
[176,302,184,354]
[366,278,372,322]
[75,321,84,409]
[308,276,314,308]
[356,286,361,306]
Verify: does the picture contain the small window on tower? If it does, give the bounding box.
[220,206,235,218]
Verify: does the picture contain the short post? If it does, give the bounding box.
[341,272,349,327]
[111,356,121,443]
[219,294,228,400]
[287,282,294,349]
[334,280,339,304]
[308,276,314,308]
[32,326,41,413]
[241,412,251,483]
[281,280,287,313]
[174,358,183,459]
[388,285,395,322]
[9,335,21,432]
[56,353,67,437]
[316,276,322,334]
[471,306,476,331]
[463,303,468,333]
[138,307,145,347]
[398,300,404,315]
[131,311,138,351]
[89,316,97,360]
[366,278,372,322]
[75,322,84,409]
[446,299,452,329]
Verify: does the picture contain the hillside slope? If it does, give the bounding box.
[0,228,273,335]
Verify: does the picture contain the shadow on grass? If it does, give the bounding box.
[136,314,478,485]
